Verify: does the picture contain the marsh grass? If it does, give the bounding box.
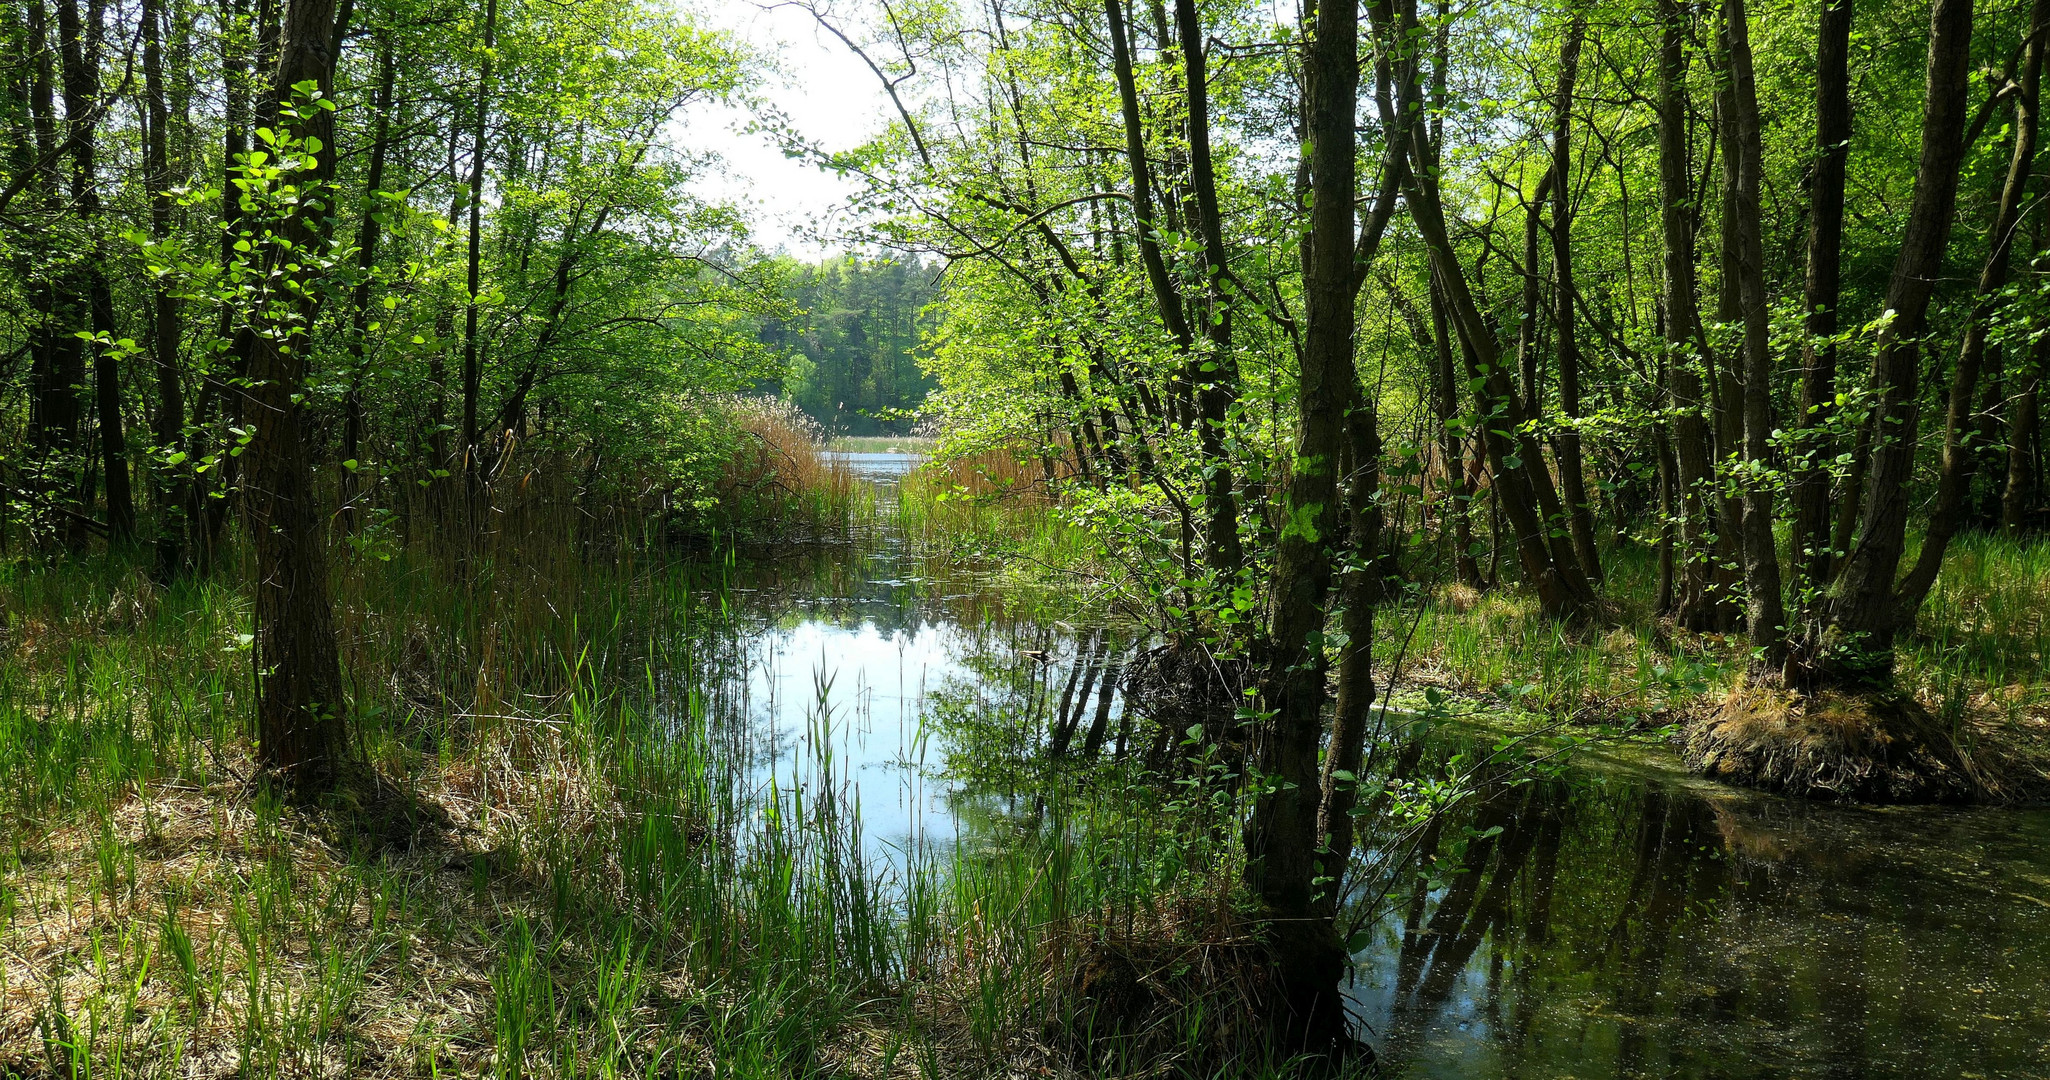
[827,437,935,455]
[0,492,1331,1077]
[894,448,1099,579]
[715,398,866,537]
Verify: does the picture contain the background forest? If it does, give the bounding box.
[758,255,936,437]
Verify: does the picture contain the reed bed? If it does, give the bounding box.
[894,445,1098,574]
[715,398,865,537]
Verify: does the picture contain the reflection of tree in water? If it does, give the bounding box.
[923,625,1139,790]
[1363,766,1743,1073]
[1350,739,2050,1079]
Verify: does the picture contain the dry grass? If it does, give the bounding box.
[718,397,859,533]
[1683,679,1987,803]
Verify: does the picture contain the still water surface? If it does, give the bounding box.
[714,452,2050,1078]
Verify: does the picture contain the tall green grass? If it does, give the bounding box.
[0,529,1313,1077]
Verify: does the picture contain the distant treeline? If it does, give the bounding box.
[758,256,937,436]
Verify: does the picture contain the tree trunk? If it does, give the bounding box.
[23,0,82,542]
[460,0,498,516]
[339,38,394,535]
[1316,377,1381,919]
[1172,0,1244,578]
[1724,0,1788,663]
[245,0,346,783]
[1516,167,1552,422]
[1245,0,1363,1048]
[1790,0,1853,594]
[2006,331,2048,531]
[1430,273,1481,585]
[57,0,133,544]
[144,0,190,576]
[1550,12,1600,582]
[200,0,264,565]
[1657,0,1736,632]
[1896,0,2048,608]
[1799,0,1975,686]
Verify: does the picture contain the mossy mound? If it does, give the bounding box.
[1685,682,1986,803]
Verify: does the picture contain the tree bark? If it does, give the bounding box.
[245,0,346,782]
[1515,167,1553,422]
[1315,376,1381,920]
[23,0,82,541]
[339,38,394,535]
[1172,0,1244,578]
[1896,0,2048,608]
[460,0,498,514]
[1724,0,1788,663]
[1790,0,1853,589]
[1245,0,1365,1048]
[1550,12,1600,582]
[57,0,133,544]
[144,0,190,575]
[1105,0,1243,585]
[1800,0,1976,686]
[1429,273,1481,585]
[1657,0,1736,632]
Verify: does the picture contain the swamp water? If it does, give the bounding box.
[705,452,2050,1078]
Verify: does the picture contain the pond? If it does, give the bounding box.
[709,452,2050,1079]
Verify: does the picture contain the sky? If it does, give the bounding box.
[680,2,898,261]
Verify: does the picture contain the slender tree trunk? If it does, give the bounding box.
[1430,273,1481,585]
[1173,0,1244,578]
[1800,0,1975,686]
[144,0,190,575]
[1707,24,1750,626]
[1791,0,1854,594]
[1316,376,1381,918]
[245,0,346,782]
[461,0,498,516]
[201,0,261,563]
[1516,168,1553,421]
[1896,0,2048,608]
[24,0,81,541]
[1550,12,1600,582]
[339,38,394,535]
[1245,0,1364,1047]
[1724,0,1788,663]
[58,0,133,544]
[2006,321,2048,531]
[1657,0,1735,632]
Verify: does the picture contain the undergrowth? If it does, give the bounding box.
[0,519,1342,1077]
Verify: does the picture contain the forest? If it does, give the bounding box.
[2,0,2049,1073]
[759,255,936,437]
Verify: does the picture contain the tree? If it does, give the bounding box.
[239,0,347,781]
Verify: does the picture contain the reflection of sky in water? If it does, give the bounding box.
[719,450,1051,870]
[821,451,922,483]
[736,616,971,860]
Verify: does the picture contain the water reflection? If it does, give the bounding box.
[1350,727,2050,1078]
[692,454,2050,1078]
[688,452,1130,867]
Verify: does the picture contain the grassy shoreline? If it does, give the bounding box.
[0,533,1292,1078]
